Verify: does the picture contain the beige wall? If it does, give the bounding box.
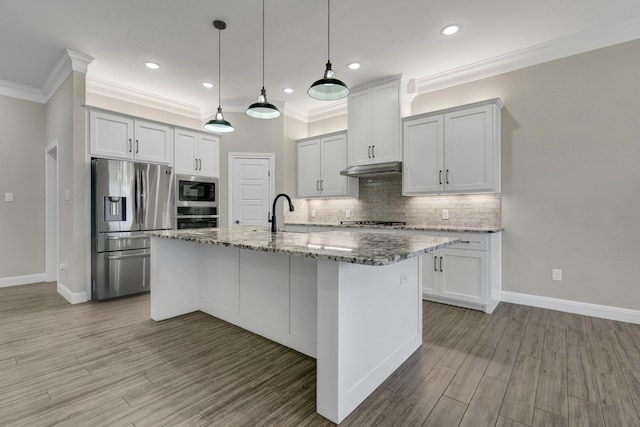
[0,95,46,279]
[308,113,347,136]
[412,39,640,310]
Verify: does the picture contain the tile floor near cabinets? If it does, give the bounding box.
[1,283,640,426]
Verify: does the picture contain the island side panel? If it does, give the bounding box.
[316,256,423,424]
[200,245,240,321]
[150,236,201,321]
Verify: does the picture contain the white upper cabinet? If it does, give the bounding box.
[297,132,358,199]
[403,99,502,195]
[174,128,220,178]
[348,75,401,166]
[89,111,172,164]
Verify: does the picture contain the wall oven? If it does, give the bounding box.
[175,175,219,229]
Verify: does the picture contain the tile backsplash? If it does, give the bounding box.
[285,174,501,228]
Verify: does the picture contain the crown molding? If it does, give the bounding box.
[0,49,93,104]
[86,76,203,118]
[42,49,94,102]
[283,103,308,122]
[0,79,45,103]
[307,98,348,122]
[414,17,640,95]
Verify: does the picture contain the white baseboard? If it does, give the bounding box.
[501,291,640,325]
[0,273,46,288]
[57,281,88,304]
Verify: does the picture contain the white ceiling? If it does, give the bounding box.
[2,0,640,120]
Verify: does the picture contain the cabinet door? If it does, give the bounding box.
[347,89,371,166]
[403,115,444,194]
[134,120,172,164]
[370,79,400,164]
[173,129,198,175]
[320,134,349,197]
[89,111,134,160]
[422,253,439,297]
[297,139,321,198]
[444,105,494,192]
[439,248,488,305]
[198,135,220,178]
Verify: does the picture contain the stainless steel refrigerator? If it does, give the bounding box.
[91,158,174,300]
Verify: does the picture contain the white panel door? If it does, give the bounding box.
[231,157,271,227]
[134,120,171,164]
[370,79,400,164]
[173,129,198,175]
[347,89,371,166]
[198,135,220,178]
[320,134,348,197]
[296,139,321,198]
[89,111,134,160]
[444,105,494,192]
[403,115,444,194]
[439,248,488,305]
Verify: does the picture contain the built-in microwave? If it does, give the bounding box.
[175,175,218,207]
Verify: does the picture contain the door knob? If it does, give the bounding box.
[235,220,240,224]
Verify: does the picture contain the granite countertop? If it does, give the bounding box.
[149,227,459,266]
[285,222,504,233]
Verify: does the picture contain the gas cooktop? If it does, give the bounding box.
[339,220,407,227]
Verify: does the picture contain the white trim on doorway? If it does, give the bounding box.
[227,152,276,228]
[45,139,59,283]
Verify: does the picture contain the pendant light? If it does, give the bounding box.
[204,20,234,133]
[246,0,280,119]
[308,0,349,101]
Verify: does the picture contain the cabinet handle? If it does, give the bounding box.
[372,145,375,158]
[195,158,198,170]
[439,170,442,185]
[320,180,324,191]
[367,146,371,158]
[128,138,132,153]
[135,139,139,153]
[316,180,320,191]
[439,256,443,272]
[446,169,450,185]
[459,240,471,244]
[433,255,438,272]
[198,159,202,170]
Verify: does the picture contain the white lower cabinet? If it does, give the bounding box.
[421,231,500,313]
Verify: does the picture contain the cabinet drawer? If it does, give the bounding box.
[441,232,488,251]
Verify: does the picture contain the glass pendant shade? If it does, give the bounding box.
[247,87,281,119]
[204,106,235,133]
[308,61,350,100]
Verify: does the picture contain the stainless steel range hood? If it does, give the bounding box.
[340,161,402,178]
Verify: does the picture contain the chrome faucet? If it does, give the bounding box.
[270,193,294,232]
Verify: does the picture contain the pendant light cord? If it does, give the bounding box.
[218,25,222,108]
[262,0,265,87]
[327,0,331,61]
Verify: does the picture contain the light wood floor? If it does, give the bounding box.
[2,283,640,426]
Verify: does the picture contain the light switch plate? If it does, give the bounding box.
[345,209,351,218]
[552,268,562,281]
[442,209,449,220]
[64,190,71,201]
[4,193,13,202]
[311,209,316,218]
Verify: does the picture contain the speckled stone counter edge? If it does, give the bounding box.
[285,222,504,233]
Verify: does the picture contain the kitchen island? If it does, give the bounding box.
[149,227,458,423]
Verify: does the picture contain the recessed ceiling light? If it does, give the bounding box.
[441,24,461,36]
[347,62,361,70]
[144,61,160,70]
[282,87,294,94]
[202,82,215,89]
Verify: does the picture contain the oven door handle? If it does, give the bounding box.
[175,215,219,219]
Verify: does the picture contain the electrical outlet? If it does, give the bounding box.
[442,209,449,220]
[64,190,71,201]
[59,262,67,272]
[400,273,408,286]
[311,210,316,218]
[552,268,562,281]
[4,192,13,202]
[345,209,351,218]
